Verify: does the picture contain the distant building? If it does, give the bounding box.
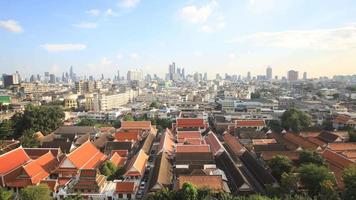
[127,69,143,81]
[49,74,56,84]
[266,66,272,80]
[287,70,299,81]
[303,72,307,80]
[2,73,20,87]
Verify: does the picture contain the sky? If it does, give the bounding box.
[1,0,356,79]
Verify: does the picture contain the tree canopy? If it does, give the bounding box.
[299,150,326,166]
[298,164,335,196]
[342,165,356,200]
[269,155,293,180]
[11,104,64,138]
[0,187,13,200]
[20,184,52,200]
[77,118,96,126]
[281,108,311,133]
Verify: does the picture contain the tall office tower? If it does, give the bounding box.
[303,72,307,80]
[266,66,272,80]
[30,75,36,82]
[247,71,251,81]
[117,70,120,81]
[49,74,56,84]
[287,70,299,81]
[177,67,181,75]
[168,62,176,80]
[203,72,208,81]
[181,68,185,79]
[127,69,143,81]
[2,74,19,87]
[69,66,74,80]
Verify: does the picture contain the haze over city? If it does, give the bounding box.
[1,0,356,79]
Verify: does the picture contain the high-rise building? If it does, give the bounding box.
[303,72,307,80]
[287,70,299,81]
[127,69,143,81]
[2,73,20,87]
[247,72,251,81]
[203,72,208,81]
[49,74,56,84]
[168,62,176,80]
[266,66,272,80]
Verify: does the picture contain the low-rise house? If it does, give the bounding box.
[326,143,356,152]
[283,132,321,151]
[115,181,138,200]
[147,151,173,192]
[223,133,246,158]
[205,132,224,156]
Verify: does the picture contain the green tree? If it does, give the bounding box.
[113,119,121,129]
[251,92,261,99]
[179,182,198,200]
[20,129,39,148]
[0,187,13,200]
[298,163,335,196]
[348,130,356,142]
[100,160,117,178]
[122,114,134,121]
[318,180,340,200]
[77,118,96,126]
[280,172,299,195]
[342,165,356,200]
[12,104,64,138]
[149,101,159,108]
[299,150,326,166]
[0,120,14,139]
[20,184,52,200]
[281,108,311,133]
[109,166,126,180]
[269,155,293,180]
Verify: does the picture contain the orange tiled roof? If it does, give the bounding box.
[121,121,151,130]
[327,143,356,152]
[252,139,277,145]
[116,182,136,193]
[260,151,300,161]
[235,120,265,128]
[180,138,203,145]
[176,144,210,153]
[157,129,175,154]
[65,141,107,170]
[178,175,223,191]
[306,137,327,146]
[111,150,129,157]
[177,131,201,140]
[176,118,205,128]
[114,132,140,142]
[125,150,148,177]
[205,132,223,155]
[283,132,319,150]
[110,153,126,167]
[341,151,356,160]
[0,147,31,175]
[223,133,244,156]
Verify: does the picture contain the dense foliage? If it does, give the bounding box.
[11,104,65,138]
[348,129,356,142]
[0,187,13,200]
[281,108,311,133]
[77,118,96,126]
[342,165,356,200]
[269,155,293,180]
[299,150,326,166]
[20,184,52,200]
[298,164,334,196]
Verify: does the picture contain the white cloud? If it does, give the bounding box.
[179,4,213,24]
[41,43,87,52]
[116,53,124,60]
[129,53,139,59]
[105,9,118,17]
[0,20,23,33]
[230,25,356,50]
[179,1,225,33]
[119,0,141,8]
[73,22,97,29]
[86,9,101,16]
[100,57,112,65]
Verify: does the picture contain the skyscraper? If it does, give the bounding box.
[168,62,176,80]
[247,71,251,81]
[266,66,272,80]
[287,70,299,81]
[303,72,307,80]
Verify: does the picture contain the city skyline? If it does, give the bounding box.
[1,0,356,78]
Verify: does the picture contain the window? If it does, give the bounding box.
[118,194,123,198]
[127,194,132,199]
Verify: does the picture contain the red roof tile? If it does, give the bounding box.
[116,182,136,193]
[176,144,211,153]
[176,118,205,128]
[64,141,107,170]
[110,153,127,167]
[235,120,265,128]
[178,175,223,191]
[0,147,30,175]
[223,133,245,156]
[283,132,319,150]
[121,121,151,130]
[114,132,140,142]
[205,132,224,155]
[327,143,356,152]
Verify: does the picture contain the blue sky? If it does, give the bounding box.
[1,0,356,79]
